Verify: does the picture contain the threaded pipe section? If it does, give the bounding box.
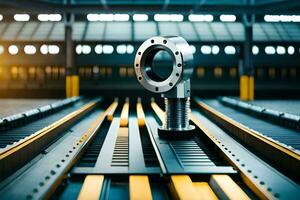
[163,97,190,130]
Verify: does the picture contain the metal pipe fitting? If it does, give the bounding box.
[134,36,195,139]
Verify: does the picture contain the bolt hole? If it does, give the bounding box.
[260,181,265,185]
[176,73,179,76]
[135,64,139,67]
[163,40,167,44]
[155,87,158,91]
[138,77,142,80]
[254,175,258,179]
[247,170,252,173]
[169,83,173,86]
[274,193,280,198]
[267,188,272,192]
[177,63,182,67]
[138,52,141,55]
[175,51,179,55]
[151,39,154,43]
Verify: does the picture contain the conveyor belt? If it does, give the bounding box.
[0,100,86,149]
[195,98,300,183]
[219,96,300,131]
[202,99,300,151]
[0,99,59,118]
[0,98,101,181]
[253,100,300,116]
[0,97,299,200]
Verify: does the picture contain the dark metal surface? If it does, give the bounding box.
[0,108,106,199]
[0,97,299,199]
[197,98,300,183]
[0,98,100,182]
[191,110,300,200]
[0,98,84,149]
[145,115,236,174]
[208,99,300,150]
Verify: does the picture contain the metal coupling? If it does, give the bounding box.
[134,36,195,139]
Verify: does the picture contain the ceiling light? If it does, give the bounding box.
[265,46,275,55]
[103,45,114,54]
[287,46,295,55]
[201,45,211,54]
[212,45,220,55]
[116,45,127,54]
[8,45,19,55]
[40,45,48,54]
[126,45,134,54]
[133,14,148,21]
[87,14,98,22]
[252,46,259,55]
[14,14,30,21]
[276,46,286,55]
[24,45,36,55]
[114,14,129,21]
[95,45,103,54]
[224,46,236,55]
[220,14,236,22]
[48,45,60,54]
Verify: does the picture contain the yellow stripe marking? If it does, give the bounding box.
[209,175,250,200]
[150,101,164,122]
[137,101,145,126]
[240,75,249,101]
[193,182,219,200]
[118,127,129,137]
[129,176,152,200]
[170,175,201,200]
[107,101,118,121]
[77,175,104,200]
[120,98,129,127]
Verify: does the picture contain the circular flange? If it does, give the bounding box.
[134,36,194,93]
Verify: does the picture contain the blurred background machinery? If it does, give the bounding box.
[0,0,299,98]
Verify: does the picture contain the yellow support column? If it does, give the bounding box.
[240,75,249,101]
[71,75,79,97]
[66,75,72,98]
[66,75,79,98]
[248,75,254,101]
